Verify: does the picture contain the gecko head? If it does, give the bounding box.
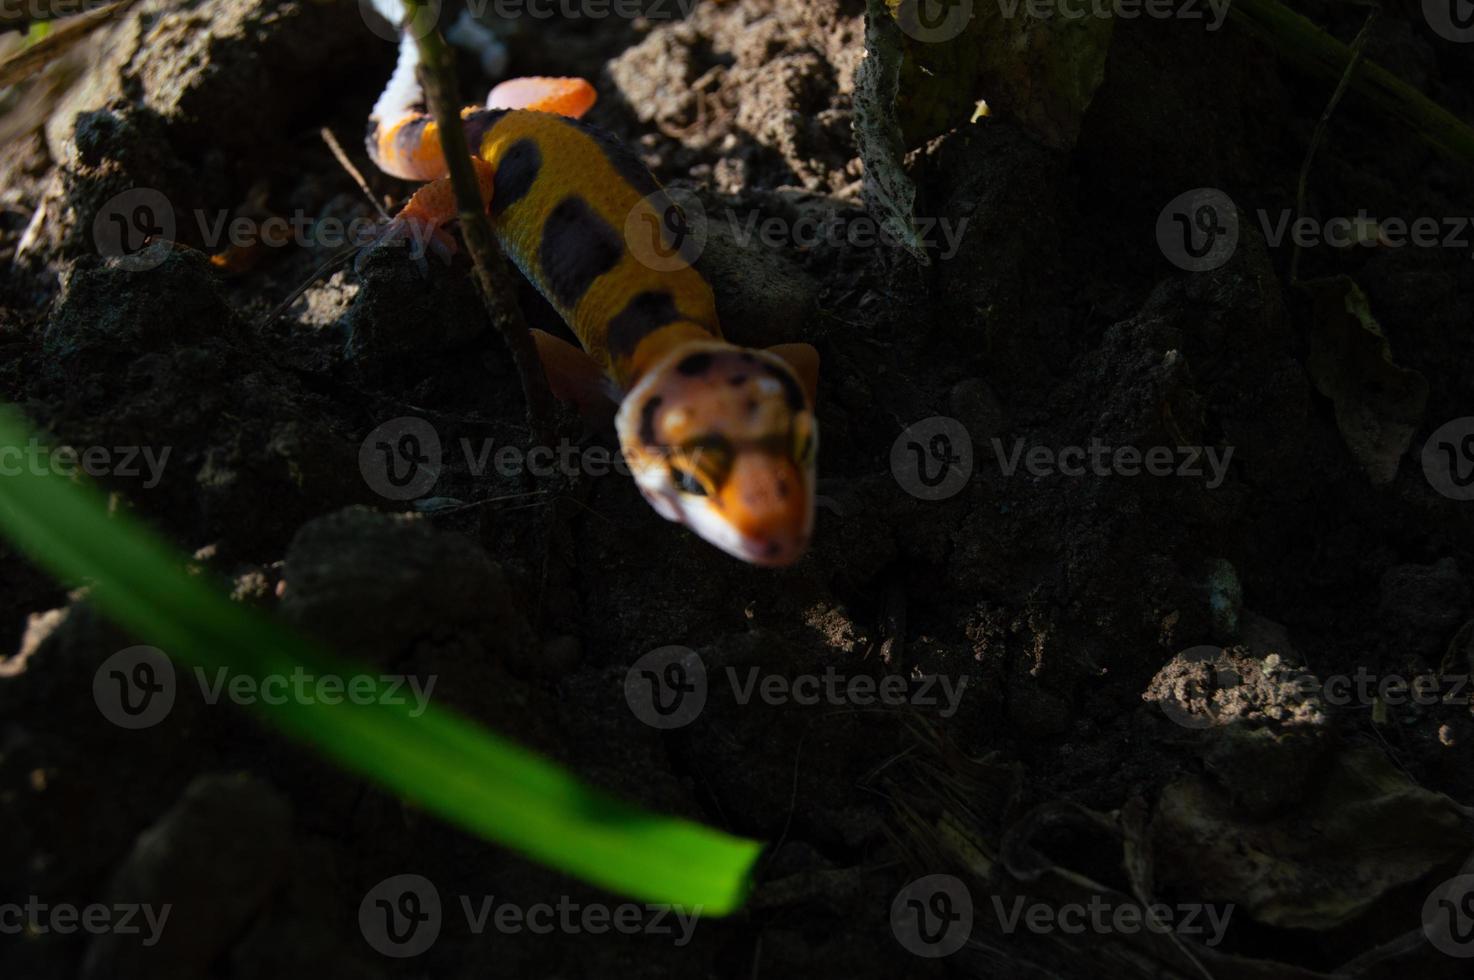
[615,341,819,567]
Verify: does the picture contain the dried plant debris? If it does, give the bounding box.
[1303,275,1429,485]
[1151,746,1474,932]
[854,0,926,261]
[883,0,1113,151]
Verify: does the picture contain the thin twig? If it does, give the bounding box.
[421,489,550,518]
[320,127,391,221]
[1288,7,1379,285]
[0,0,139,87]
[0,0,104,31]
[255,245,357,331]
[400,0,556,444]
[1231,0,1474,166]
[755,727,810,880]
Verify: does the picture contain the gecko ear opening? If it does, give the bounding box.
[765,343,820,406]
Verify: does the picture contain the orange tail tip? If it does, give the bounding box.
[486,76,597,118]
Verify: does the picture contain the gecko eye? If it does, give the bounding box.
[670,465,708,497]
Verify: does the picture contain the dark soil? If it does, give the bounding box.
[2,0,1473,977]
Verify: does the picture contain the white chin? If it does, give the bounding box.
[641,485,769,563]
[678,497,751,560]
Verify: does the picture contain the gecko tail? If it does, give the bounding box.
[365,5,596,180]
[367,75,597,183]
[364,0,515,181]
[486,77,597,118]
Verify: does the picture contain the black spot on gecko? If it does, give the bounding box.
[728,374,748,386]
[462,108,507,157]
[387,116,432,162]
[571,120,714,276]
[676,353,713,376]
[577,120,662,198]
[491,138,540,218]
[639,396,664,447]
[608,291,683,360]
[378,109,506,170]
[539,196,622,308]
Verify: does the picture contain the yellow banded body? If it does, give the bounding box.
[465,109,721,388]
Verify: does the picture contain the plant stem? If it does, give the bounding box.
[1230,0,1474,167]
[1289,8,1379,285]
[400,0,555,444]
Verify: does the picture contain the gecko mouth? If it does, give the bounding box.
[734,532,810,567]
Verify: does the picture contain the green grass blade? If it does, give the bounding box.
[0,407,761,913]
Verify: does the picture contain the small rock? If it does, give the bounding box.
[540,635,583,675]
[342,247,486,359]
[281,506,533,667]
[1379,558,1469,659]
[45,251,233,358]
[698,213,820,348]
[82,773,292,980]
[947,379,1005,441]
[1006,678,1073,739]
[1241,610,1299,662]
[1144,645,1330,816]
